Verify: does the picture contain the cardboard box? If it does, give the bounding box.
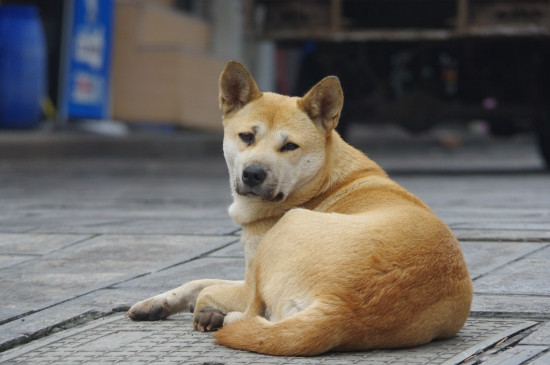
[112,1,225,131]
[139,5,210,50]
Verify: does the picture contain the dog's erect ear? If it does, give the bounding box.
[298,76,343,134]
[219,61,262,115]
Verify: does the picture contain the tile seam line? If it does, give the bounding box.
[453,228,550,233]
[473,292,550,298]
[0,234,99,272]
[443,320,539,365]
[469,312,550,322]
[458,237,550,243]
[19,231,239,237]
[154,238,241,273]
[471,242,550,282]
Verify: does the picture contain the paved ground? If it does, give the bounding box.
[0,126,549,364]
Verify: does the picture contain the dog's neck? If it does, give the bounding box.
[313,132,386,198]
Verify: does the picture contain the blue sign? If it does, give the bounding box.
[59,0,113,120]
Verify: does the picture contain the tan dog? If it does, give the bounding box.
[127,61,473,356]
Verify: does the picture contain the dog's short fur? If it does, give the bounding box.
[127,61,473,356]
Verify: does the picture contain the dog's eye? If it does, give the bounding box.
[239,133,255,145]
[281,142,299,152]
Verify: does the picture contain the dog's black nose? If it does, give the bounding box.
[242,165,266,187]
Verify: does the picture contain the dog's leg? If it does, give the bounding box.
[126,279,243,321]
[193,283,249,331]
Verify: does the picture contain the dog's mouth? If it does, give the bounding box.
[271,192,285,202]
[235,184,285,202]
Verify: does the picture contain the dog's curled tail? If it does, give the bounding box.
[214,306,346,356]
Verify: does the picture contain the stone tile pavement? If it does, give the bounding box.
[0,314,538,365]
[1,128,550,364]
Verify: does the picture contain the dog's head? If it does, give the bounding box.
[219,61,343,205]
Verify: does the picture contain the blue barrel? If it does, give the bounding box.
[0,6,46,128]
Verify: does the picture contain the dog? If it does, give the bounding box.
[127,61,473,356]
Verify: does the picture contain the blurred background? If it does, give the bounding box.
[0,0,549,168]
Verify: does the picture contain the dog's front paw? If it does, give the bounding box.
[194,307,225,331]
[126,298,170,321]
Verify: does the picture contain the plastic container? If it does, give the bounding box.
[0,6,47,128]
